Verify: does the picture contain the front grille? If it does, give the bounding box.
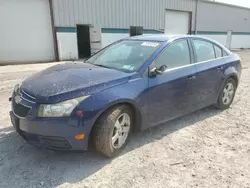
[19,132,72,149]
[20,89,36,103]
[12,88,34,118]
[38,136,71,149]
[13,99,31,118]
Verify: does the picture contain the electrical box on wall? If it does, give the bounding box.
[130,26,143,36]
[89,26,102,56]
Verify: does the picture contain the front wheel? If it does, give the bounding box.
[92,105,133,157]
[216,78,237,110]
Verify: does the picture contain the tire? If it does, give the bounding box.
[92,105,133,157]
[216,78,237,110]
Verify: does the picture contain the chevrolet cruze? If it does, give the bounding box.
[10,35,241,157]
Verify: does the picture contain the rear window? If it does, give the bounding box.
[193,39,216,62]
[214,45,223,58]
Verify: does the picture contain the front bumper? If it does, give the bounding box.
[10,111,94,151]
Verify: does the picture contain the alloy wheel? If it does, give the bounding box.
[111,113,131,149]
[222,82,235,105]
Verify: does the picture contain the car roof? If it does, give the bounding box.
[128,34,216,42]
[127,34,229,51]
[129,34,179,42]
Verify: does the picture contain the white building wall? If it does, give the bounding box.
[102,33,130,47]
[53,0,250,60]
[197,1,250,32]
[231,35,250,49]
[1,0,250,63]
[56,32,155,60]
[57,32,78,60]
[198,35,227,47]
[196,0,250,49]
[0,0,55,63]
[56,32,129,60]
[196,34,250,49]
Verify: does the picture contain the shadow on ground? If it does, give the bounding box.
[0,106,220,187]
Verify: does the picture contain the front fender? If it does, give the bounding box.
[78,76,149,131]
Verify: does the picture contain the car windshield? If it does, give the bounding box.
[86,40,162,73]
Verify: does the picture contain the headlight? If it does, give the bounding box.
[38,96,89,117]
[14,84,20,93]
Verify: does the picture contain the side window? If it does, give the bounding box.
[223,50,228,57]
[154,40,191,69]
[193,40,216,62]
[214,45,223,58]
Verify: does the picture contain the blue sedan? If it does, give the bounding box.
[10,35,241,157]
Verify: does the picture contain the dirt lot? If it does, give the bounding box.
[0,51,250,188]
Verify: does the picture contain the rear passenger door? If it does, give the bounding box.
[191,39,226,108]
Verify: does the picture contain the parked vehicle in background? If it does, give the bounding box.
[10,35,241,157]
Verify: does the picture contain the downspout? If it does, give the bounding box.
[48,0,59,61]
[194,0,199,35]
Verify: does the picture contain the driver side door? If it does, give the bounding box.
[147,39,198,126]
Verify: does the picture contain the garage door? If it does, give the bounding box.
[165,10,190,35]
[0,0,55,63]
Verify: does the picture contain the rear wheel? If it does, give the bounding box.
[216,78,237,109]
[92,105,133,157]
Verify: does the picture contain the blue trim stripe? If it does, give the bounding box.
[193,31,250,35]
[56,27,250,35]
[56,27,164,34]
[56,27,76,33]
[101,28,129,33]
[195,31,227,35]
[232,32,250,35]
[101,28,163,34]
[144,29,164,34]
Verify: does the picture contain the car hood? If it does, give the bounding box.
[21,62,133,103]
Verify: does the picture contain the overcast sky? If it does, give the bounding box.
[216,0,250,7]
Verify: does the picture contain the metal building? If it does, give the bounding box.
[1,0,250,63]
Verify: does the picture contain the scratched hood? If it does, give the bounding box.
[21,62,132,103]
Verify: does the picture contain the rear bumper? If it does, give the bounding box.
[10,111,94,151]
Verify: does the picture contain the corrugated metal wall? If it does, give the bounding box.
[197,1,250,32]
[52,0,250,33]
[52,0,196,30]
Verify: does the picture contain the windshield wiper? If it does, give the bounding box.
[84,60,92,64]
[93,64,112,69]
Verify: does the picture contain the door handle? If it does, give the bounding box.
[217,66,224,71]
[187,75,196,80]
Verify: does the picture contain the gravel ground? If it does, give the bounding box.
[0,51,250,188]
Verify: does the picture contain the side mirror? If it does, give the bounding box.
[149,65,167,77]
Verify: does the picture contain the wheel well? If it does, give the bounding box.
[229,75,239,87]
[88,102,142,148]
